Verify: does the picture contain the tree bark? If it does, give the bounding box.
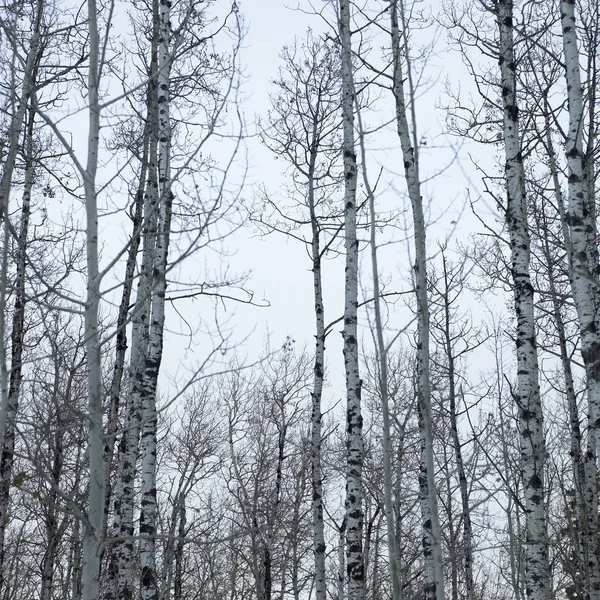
[102,97,151,544]
[560,3,600,598]
[173,497,186,600]
[107,4,160,596]
[339,1,365,599]
[81,0,106,595]
[438,254,475,600]
[0,7,43,580]
[0,99,35,589]
[496,3,551,600]
[308,108,327,600]
[338,517,347,600]
[389,3,444,599]
[138,0,173,596]
[539,108,588,598]
[355,101,401,600]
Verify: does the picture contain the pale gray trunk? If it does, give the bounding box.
[102,100,151,542]
[0,10,41,476]
[560,3,600,598]
[138,0,172,596]
[339,1,365,599]
[0,10,43,575]
[0,100,34,587]
[81,0,106,595]
[161,491,181,600]
[40,428,65,600]
[308,118,327,600]
[72,515,83,600]
[389,3,444,599]
[355,104,400,600]
[540,119,587,597]
[108,144,158,600]
[261,402,287,600]
[438,255,475,600]
[108,7,160,596]
[498,396,525,600]
[497,4,551,600]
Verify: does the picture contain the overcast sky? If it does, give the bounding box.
[209,1,501,395]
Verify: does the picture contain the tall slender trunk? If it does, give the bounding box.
[0,3,42,444]
[389,3,444,599]
[540,115,587,597]
[496,4,551,600]
[0,99,35,588]
[72,514,83,600]
[338,2,364,599]
[173,497,186,600]
[355,102,401,599]
[308,124,327,600]
[81,0,106,595]
[438,254,475,600]
[541,206,586,595]
[262,405,286,600]
[40,426,65,600]
[138,0,173,596]
[0,7,43,584]
[102,112,151,541]
[107,6,160,597]
[560,4,600,599]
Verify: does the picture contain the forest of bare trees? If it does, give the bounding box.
[0,0,598,599]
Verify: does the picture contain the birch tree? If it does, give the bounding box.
[354,98,401,600]
[259,32,343,600]
[80,0,105,595]
[495,2,551,598]
[107,8,160,592]
[429,250,478,600]
[0,0,44,581]
[559,3,600,597]
[338,1,365,598]
[0,81,36,592]
[388,3,444,599]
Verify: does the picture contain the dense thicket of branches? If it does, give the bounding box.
[0,0,598,599]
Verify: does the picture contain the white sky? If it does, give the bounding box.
[215,0,502,404]
[30,0,506,408]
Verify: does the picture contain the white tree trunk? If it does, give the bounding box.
[389,3,444,599]
[102,111,149,541]
[108,137,158,600]
[81,0,105,596]
[496,4,551,600]
[139,0,172,596]
[541,113,588,598]
[355,103,401,600]
[107,10,160,597]
[438,256,475,600]
[308,145,327,600]
[339,1,365,599]
[560,4,600,599]
[0,102,34,587]
[0,0,42,487]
